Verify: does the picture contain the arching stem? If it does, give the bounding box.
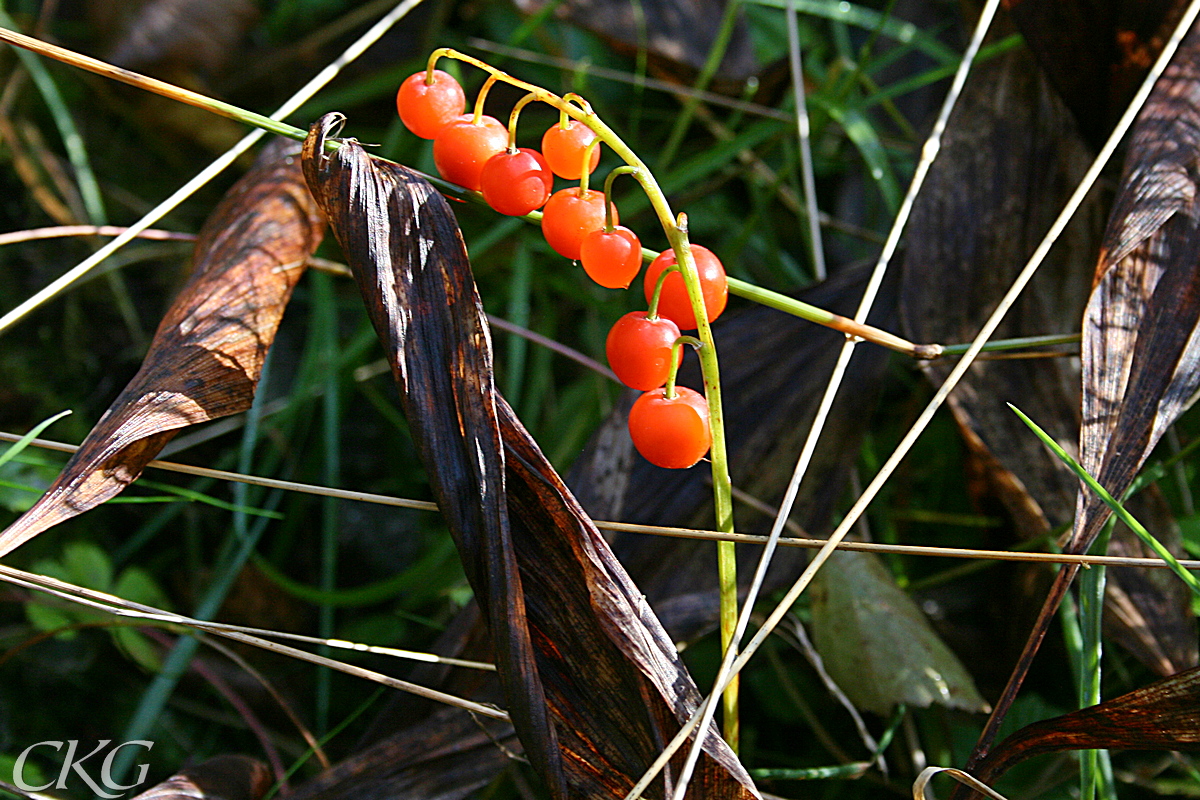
[577,137,602,196]
[665,336,703,399]
[647,264,677,320]
[471,74,499,125]
[601,166,640,232]
[507,92,540,153]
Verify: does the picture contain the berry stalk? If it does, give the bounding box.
[431,47,745,748]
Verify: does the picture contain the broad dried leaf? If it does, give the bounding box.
[0,139,323,557]
[299,114,558,795]
[902,36,1196,678]
[131,755,271,800]
[1005,0,1181,145]
[809,551,987,715]
[902,42,1096,541]
[1074,23,1200,557]
[971,665,1200,788]
[299,113,756,800]
[291,706,515,800]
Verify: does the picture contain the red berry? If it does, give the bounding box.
[606,312,682,390]
[541,188,617,260]
[433,115,508,192]
[396,70,466,139]
[480,148,554,216]
[580,226,642,289]
[628,386,711,469]
[541,120,600,179]
[642,244,728,330]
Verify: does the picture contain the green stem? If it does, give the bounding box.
[601,166,640,232]
[507,92,540,152]
[1078,519,1113,800]
[0,25,308,143]
[577,136,601,195]
[727,276,940,358]
[665,335,703,398]
[938,332,1080,356]
[647,264,677,319]
[472,74,498,125]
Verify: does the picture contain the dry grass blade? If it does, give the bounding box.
[0,140,323,556]
[1,563,508,719]
[913,767,1009,800]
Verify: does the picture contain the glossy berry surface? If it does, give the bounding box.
[606,312,682,390]
[541,120,600,179]
[580,226,642,289]
[480,148,554,216]
[541,188,616,260]
[432,115,508,192]
[642,244,728,330]
[396,70,466,139]
[628,386,711,469]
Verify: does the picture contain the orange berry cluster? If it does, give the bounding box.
[397,67,729,469]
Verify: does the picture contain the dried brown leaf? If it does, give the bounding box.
[971,665,1200,787]
[131,755,271,800]
[0,139,323,557]
[1005,0,1182,145]
[299,113,757,800]
[1075,22,1200,556]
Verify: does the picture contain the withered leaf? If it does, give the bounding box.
[299,112,757,800]
[1005,0,1181,145]
[1075,23,1200,559]
[131,755,271,800]
[289,705,515,800]
[970,665,1200,788]
[0,139,324,557]
[901,41,1096,540]
[948,23,1200,786]
[902,32,1196,690]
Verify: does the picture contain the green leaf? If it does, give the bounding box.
[113,627,163,673]
[813,99,901,213]
[62,541,113,592]
[25,602,77,638]
[809,550,987,714]
[0,409,71,470]
[114,566,171,610]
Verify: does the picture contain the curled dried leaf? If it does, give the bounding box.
[0,139,324,557]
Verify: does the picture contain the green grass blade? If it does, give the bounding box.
[1009,403,1200,597]
[813,98,900,213]
[744,0,959,64]
[0,409,70,470]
